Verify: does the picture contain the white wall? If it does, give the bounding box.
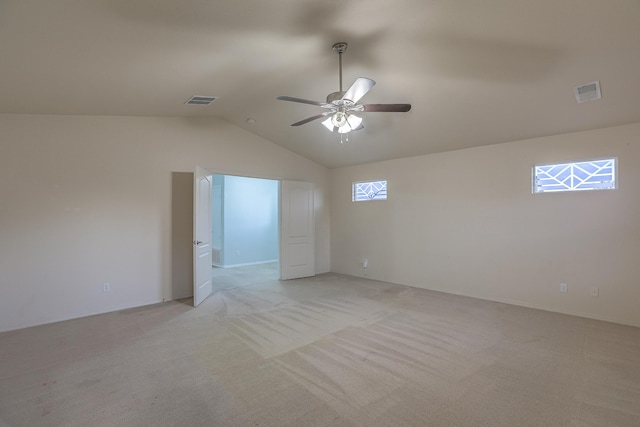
[0,114,330,332]
[331,122,640,327]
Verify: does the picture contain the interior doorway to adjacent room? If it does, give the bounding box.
[211,174,280,290]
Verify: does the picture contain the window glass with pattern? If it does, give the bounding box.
[352,180,387,201]
[533,158,616,193]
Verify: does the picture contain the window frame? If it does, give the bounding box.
[532,157,617,194]
[352,179,388,202]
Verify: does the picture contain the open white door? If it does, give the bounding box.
[280,181,315,280]
[193,166,213,306]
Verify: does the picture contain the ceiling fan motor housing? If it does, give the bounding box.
[326,91,346,103]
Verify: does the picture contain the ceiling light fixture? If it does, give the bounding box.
[321,111,362,134]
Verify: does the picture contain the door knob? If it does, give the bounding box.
[193,240,203,245]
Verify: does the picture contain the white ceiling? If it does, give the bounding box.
[2,0,640,168]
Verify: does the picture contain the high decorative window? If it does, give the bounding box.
[533,158,616,193]
[352,180,387,201]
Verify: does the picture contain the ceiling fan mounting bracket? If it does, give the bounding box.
[332,42,348,54]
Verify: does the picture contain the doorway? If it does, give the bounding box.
[211,174,279,290]
[193,168,315,306]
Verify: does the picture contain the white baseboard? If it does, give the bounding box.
[215,259,278,269]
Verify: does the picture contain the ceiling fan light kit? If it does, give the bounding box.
[277,42,411,143]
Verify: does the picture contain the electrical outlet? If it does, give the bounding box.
[103,282,110,292]
[590,286,599,297]
[362,259,368,268]
[560,283,568,293]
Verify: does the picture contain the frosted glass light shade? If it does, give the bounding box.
[321,117,334,131]
[322,112,363,133]
[331,111,347,128]
[346,114,362,129]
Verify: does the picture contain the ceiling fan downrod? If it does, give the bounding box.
[332,42,348,93]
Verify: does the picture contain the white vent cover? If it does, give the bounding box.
[574,81,601,103]
[185,95,218,105]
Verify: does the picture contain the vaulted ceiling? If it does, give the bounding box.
[2,1,640,168]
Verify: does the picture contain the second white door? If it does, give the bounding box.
[280,180,315,280]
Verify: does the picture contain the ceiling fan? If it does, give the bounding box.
[277,42,411,139]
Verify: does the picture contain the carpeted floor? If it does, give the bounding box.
[1,273,640,426]
[212,262,279,291]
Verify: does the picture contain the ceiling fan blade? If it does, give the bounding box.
[342,77,376,103]
[291,113,329,126]
[363,104,412,112]
[277,96,326,107]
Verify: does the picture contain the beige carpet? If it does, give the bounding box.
[1,273,640,426]
[212,262,280,291]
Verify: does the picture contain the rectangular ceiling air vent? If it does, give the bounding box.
[574,81,601,103]
[185,95,218,105]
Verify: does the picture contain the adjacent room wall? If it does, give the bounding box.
[211,174,224,265]
[331,122,640,327]
[0,114,330,332]
[220,175,279,267]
